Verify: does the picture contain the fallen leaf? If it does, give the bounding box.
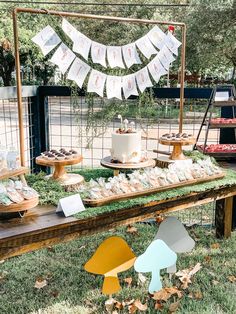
[194,291,203,300]
[212,280,219,285]
[115,301,124,310]
[152,289,171,302]
[168,301,180,313]
[176,263,201,289]
[166,287,183,299]
[204,255,211,263]
[105,298,116,313]
[155,301,164,310]
[228,275,236,283]
[50,290,59,298]
[125,299,135,306]
[124,277,133,287]
[34,278,48,289]
[126,225,138,235]
[211,243,220,249]
[128,304,137,314]
[138,273,147,286]
[112,311,118,314]
[155,216,164,224]
[133,299,148,311]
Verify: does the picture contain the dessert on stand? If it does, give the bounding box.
[36,148,83,188]
[101,116,155,175]
[0,147,38,217]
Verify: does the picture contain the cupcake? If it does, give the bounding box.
[64,152,72,160]
[47,153,55,160]
[56,153,65,161]
[70,150,79,158]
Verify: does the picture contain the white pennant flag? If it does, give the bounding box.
[135,66,153,93]
[122,74,139,99]
[165,31,182,56]
[106,75,122,100]
[148,55,168,83]
[157,45,175,70]
[87,69,107,97]
[50,43,76,74]
[107,46,125,68]
[73,31,92,61]
[91,41,107,67]
[135,35,157,59]
[32,26,61,56]
[122,43,141,68]
[61,18,78,41]
[67,57,90,88]
[147,26,166,50]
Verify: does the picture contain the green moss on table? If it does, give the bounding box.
[27,168,236,220]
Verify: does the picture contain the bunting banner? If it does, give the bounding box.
[91,41,107,67]
[32,25,61,56]
[67,57,90,88]
[107,46,125,69]
[87,69,107,97]
[135,66,153,93]
[32,23,181,99]
[50,43,75,74]
[122,74,139,99]
[106,75,122,100]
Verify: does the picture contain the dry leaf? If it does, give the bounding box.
[50,290,59,298]
[34,278,48,289]
[212,280,219,285]
[166,287,183,299]
[124,277,133,287]
[211,243,220,249]
[133,299,148,311]
[155,216,164,224]
[155,301,164,310]
[168,301,180,313]
[138,273,147,286]
[125,299,135,306]
[228,276,236,283]
[128,304,138,314]
[112,311,118,314]
[204,255,211,263]
[105,298,116,313]
[176,263,201,289]
[115,301,124,310]
[194,291,203,300]
[126,225,138,235]
[152,289,171,302]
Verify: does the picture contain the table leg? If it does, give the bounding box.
[170,143,186,160]
[215,196,233,238]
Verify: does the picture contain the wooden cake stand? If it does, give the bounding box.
[36,156,84,187]
[101,156,156,176]
[158,138,196,161]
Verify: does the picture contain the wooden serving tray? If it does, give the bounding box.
[0,197,39,213]
[83,172,225,207]
[0,167,28,181]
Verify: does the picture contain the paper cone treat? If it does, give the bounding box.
[84,236,136,294]
[154,216,195,273]
[134,239,177,293]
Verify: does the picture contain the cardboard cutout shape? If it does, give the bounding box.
[154,217,195,273]
[134,239,177,293]
[84,236,136,295]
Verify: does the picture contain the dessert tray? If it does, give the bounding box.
[36,149,83,187]
[83,158,224,206]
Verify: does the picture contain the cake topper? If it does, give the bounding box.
[117,114,123,129]
[123,119,129,131]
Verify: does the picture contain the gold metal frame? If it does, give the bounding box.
[12,7,186,166]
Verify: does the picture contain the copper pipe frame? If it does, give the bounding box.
[12,7,186,166]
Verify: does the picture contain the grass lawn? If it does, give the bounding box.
[0,223,235,314]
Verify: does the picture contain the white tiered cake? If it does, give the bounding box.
[111,131,142,163]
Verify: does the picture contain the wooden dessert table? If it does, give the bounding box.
[101,156,156,176]
[36,156,84,187]
[158,138,196,160]
[0,181,235,261]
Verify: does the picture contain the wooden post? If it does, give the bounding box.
[215,196,233,238]
[13,9,25,166]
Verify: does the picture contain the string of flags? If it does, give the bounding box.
[32,19,181,99]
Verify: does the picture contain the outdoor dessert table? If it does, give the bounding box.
[0,178,236,261]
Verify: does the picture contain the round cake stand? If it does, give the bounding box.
[159,138,196,160]
[100,156,156,176]
[36,156,84,187]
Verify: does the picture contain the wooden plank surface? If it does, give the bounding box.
[0,167,28,180]
[1,184,236,260]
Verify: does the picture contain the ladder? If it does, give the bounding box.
[194,84,236,158]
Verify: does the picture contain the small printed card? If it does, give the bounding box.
[56,194,86,217]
